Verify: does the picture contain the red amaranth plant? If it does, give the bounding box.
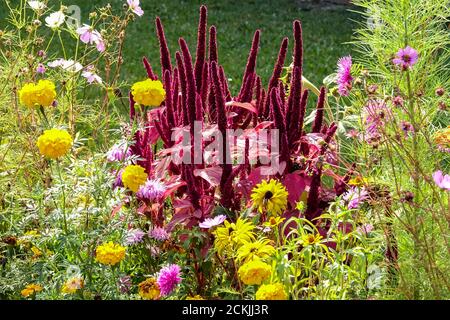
[126,6,353,229]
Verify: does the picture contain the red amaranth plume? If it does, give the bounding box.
[219,66,232,102]
[179,38,197,134]
[164,70,175,128]
[263,37,288,118]
[171,69,180,126]
[155,17,172,75]
[286,66,302,141]
[142,57,158,80]
[238,30,260,100]
[311,87,326,133]
[270,87,289,170]
[194,5,208,93]
[208,26,218,63]
[201,62,209,115]
[175,51,189,126]
[293,20,303,70]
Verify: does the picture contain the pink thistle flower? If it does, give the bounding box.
[393,46,418,69]
[157,264,182,296]
[149,227,170,241]
[432,170,450,191]
[198,215,226,229]
[127,0,144,17]
[137,180,166,201]
[336,55,353,96]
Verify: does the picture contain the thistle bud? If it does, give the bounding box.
[435,87,445,97]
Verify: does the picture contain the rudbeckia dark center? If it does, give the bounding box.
[264,191,274,200]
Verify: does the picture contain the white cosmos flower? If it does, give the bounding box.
[28,1,46,11]
[48,59,83,73]
[45,11,65,29]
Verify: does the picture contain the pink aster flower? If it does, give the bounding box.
[157,264,182,296]
[76,24,105,53]
[149,227,170,241]
[199,215,226,229]
[343,187,369,209]
[336,55,353,96]
[432,170,450,191]
[125,228,146,245]
[127,0,144,17]
[392,46,418,69]
[137,179,166,201]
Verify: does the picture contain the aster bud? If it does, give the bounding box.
[401,191,414,203]
[438,101,447,111]
[393,95,404,107]
[435,87,445,97]
[367,84,378,94]
[33,19,41,27]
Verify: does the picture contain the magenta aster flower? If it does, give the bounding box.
[125,228,146,245]
[364,99,391,144]
[432,170,450,191]
[336,55,353,96]
[198,215,226,229]
[127,0,144,17]
[137,179,166,201]
[157,264,182,296]
[392,46,418,69]
[149,227,170,241]
[343,187,369,209]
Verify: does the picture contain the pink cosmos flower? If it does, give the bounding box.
[76,24,105,53]
[432,170,450,191]
[82,70,102,84]
[393,46,418,69]
[336,55,353,96]
[157,264,182,296]
[199,215,226,229]
[127,0,144,17]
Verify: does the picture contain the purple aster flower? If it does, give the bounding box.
[157,264,182,296]
[137,179,166,201]
[118,276,132,293]
[336,55,353,96]
[392,46,418,69]
[357,224,374,235]
[199,215,226,229]
[124,228,146,245]
[149,227,170,241]
[432,170,450,191]
[106,144,130,162]
[113,169,124,189]
[343,187,369,209]
[36,63,46,74]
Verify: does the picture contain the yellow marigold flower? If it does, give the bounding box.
[62,277,84,294]
[131,79,166,107]
[21,284,43,298]
[213,218,255,255]
[236,238,276,263]
[36,128,73,159]
[238,259,271,285]
[95,242,126,266]
[138,278,160,300]
[434,126,450,148]
[186,295,205,300]
[251,179,288,216]
[255,283,287,300]
[19,80,56,108]
[122,164,147,192]
[301,233,323,246]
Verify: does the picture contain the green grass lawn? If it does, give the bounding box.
[0,0,357,91]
